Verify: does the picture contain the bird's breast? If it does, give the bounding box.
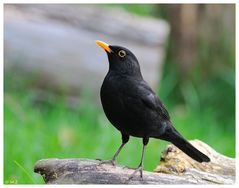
[100,77,126,124]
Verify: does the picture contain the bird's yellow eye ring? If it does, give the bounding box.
[118,50,126,57]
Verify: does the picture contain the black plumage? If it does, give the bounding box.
[96,40,210,179]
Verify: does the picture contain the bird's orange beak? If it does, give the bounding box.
[96,40,112,53]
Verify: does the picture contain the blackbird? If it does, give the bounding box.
[96,40,210,179]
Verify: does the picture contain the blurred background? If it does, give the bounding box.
[4,4,235,184]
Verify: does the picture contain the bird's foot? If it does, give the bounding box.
[123,165,136,170]
[128,165,144,181]
[97,159,116,166]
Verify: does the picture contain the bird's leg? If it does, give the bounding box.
[128,137,149,180]
[110,142,126,165]
[99,134,129,166]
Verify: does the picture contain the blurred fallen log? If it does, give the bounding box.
[4,4,170,97]
[34,140,235,184]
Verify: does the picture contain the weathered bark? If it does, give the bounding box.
[154,140,235,184]
[34,140,235,184]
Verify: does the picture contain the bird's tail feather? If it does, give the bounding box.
[171,136,210,162]
[160,124,210,163]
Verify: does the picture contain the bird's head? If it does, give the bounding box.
[96,40,142,78]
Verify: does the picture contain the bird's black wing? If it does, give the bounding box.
[137,81,170,120]
[121,79,210,162]
[137,81,210,162]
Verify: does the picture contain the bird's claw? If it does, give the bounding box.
[98,159,116,166]
[128,165,143,181]
[123,165,136,170]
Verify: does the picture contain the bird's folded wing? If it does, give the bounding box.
[124,80,171,120]
[141,92,170,120]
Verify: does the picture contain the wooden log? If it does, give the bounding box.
[34,140,235,184]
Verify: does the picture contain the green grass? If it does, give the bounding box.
[3,90,166,184]
[4,86,235,184]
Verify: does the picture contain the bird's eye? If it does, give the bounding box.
[118,50,126,57]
